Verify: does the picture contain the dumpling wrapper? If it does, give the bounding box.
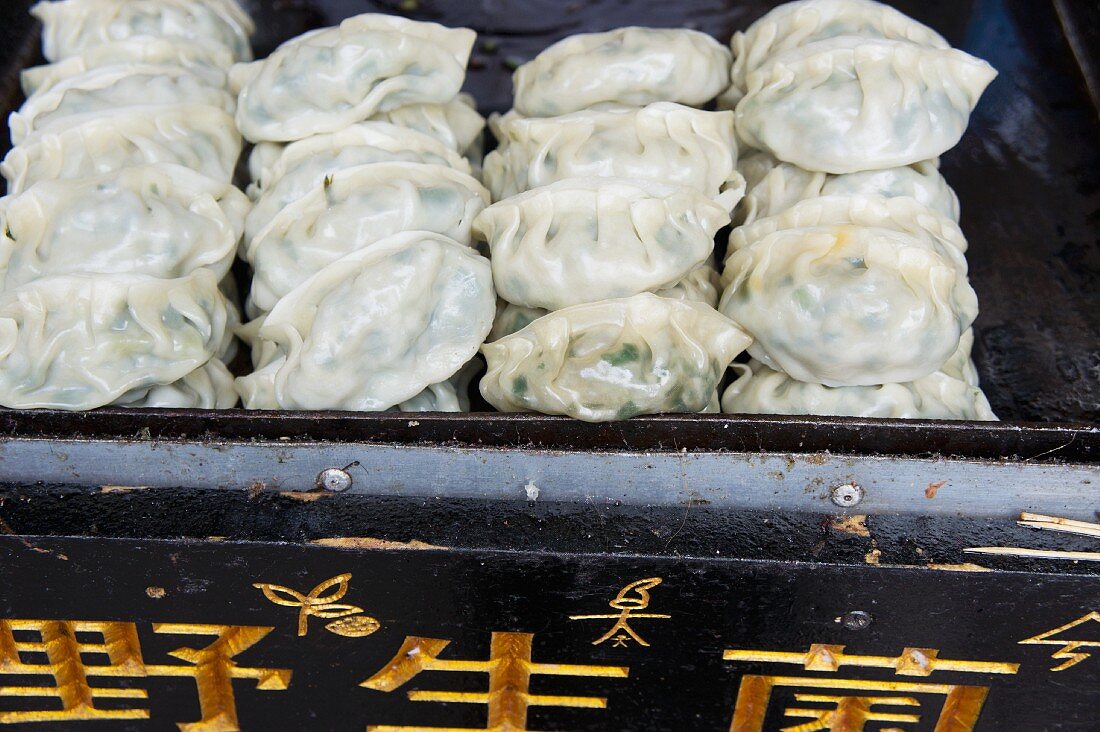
[474,177,738,310]
[0,269,230,410]
[0,164,249,289]
[513,27,731,116]
[720,195,978,386]
[236,231,494,411]
[396,358,483,413]
[21,38,234,96]
[483,103,740,200]
[724,0,949,104]
[735,37,996,173]
[480,293,752,422]
[721,359,996,420]
[10,65,236,145]
[372,94,486,154]
[31,0,254,63]
[737,152,959,224]
[230,14,475,142]
[3,104,241,192]
[243,162,488,315]
[113,358,238,409]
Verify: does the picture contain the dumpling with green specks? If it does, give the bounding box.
[480,293,752,422]
[31,0,254,63]
[229,14,475,143]
[720,195,977,386]
[9,65,236,144]
[513,27,731,116]
[737,152,959,224]
[735,36,996,173]
[0,269,231,410]
[243,162,488,315]
[472,177,739,311]
[236,231,494,411]
[3,105,242,192]
[113,358,238,409]
[244,122,470,241]
[483,103,740,200]
[721,359,996,420]
[21,38,235,96]
[0,164,249,290]
[725,0,950,105]
[372,94,486,155]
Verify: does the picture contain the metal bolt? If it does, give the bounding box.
[830,483,864,508]
[317,468,352,493]
[842,610,873,631]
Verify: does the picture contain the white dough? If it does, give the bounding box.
[396,358,482,413]
[480,293,752,421]
[230,14,475,142]
[3,104,241,192]
[236,231,495,411]
[0,269,230,410]
[372,94,486,154]
[243,162,488,315]
[513,27,731,116]
[31,0,254,62]
[720,195,978,386]
[474,177,736,310]
[483,103,740,200]
[0,164,249,289]
[113,358,238,409]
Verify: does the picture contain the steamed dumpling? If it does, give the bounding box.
[236,231,494,411]
[113,358,238,409]
[737,152,959,223]
[720,195,977,386]
[473,177,737,310]
[31,0,254,63]
[721,359,996,420]
[513,27,731,116]
[735,36,996,173]
[372,94,486,154]
[396,358,482,412]
[10,65,236,144]
[244,162,488,314]
[230,14,475,142]
[0,269,230,409]
[483,103,740,200]
[3,105,241,192]
[726,0,949,103]
[21,38,234,96]
[0,164,249,289]
[480,293,752,421]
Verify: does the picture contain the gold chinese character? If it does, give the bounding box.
[254,572,380,637]
[568,577,671,647]
[0,620,148,724]
[361,632,629,731]
[1019,611,1100,671]
[724,644,1019,732]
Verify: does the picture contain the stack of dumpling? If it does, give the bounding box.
[231,14,496,412]
[476,28,755,421]
[717,0,999,420]
[0,0,255,410]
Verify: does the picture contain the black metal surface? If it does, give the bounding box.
[0,534,1096,730]
[0,0,1097,455]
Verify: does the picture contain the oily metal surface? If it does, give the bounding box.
[0,0,1095,446]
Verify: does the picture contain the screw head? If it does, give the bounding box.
[842,610,873,631]
[830,483,864,508]
[317,468,352,493]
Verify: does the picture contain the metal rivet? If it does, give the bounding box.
[830,483,864,508]
[317,468,352,493]
[842,610,873,631]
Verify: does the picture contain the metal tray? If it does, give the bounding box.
[0,0,1096,486]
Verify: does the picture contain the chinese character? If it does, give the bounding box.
[568,577,671,647]
[361,632,628,731]
[1019,611,1100,671]
[254,572,380,637]
[0,620,292,729]
[724,643,1019,732]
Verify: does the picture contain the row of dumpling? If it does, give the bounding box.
[716,0,998,420]
[228,14,496,412]
[0,0,256,410]
[474,28,756,421]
